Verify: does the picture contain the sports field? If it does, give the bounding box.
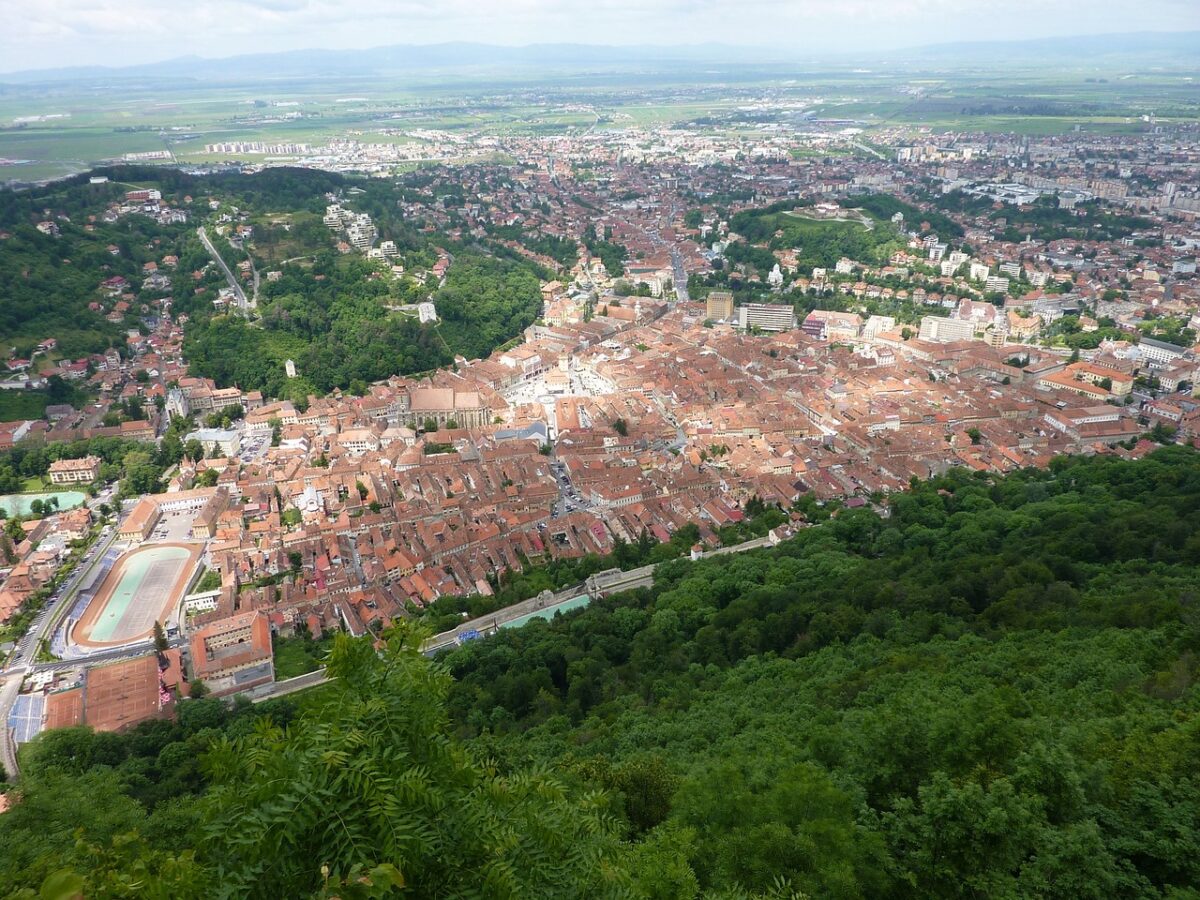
[74,544,200,647]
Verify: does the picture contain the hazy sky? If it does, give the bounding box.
[0,0,1197,73]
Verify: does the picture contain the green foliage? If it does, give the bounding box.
[446,448,1200,896]
[0,377,89,423]
[272,631,333,680]
[854,193,965,238]
[487,224,579,267]
[988,197,1153,243]
[194,569,221,593]
[199,630,631,898]
[10,450,1200,898]
[584,235,629,277]
[726,203,902,276]
[434,253,543,362]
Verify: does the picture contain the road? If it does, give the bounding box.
[0,513,121,779]
[0,676,21,777]
[197,226,249,312]
[670,246,689,302]
[9,515,119,672]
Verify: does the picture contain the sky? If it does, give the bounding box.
[0,0,1197,73]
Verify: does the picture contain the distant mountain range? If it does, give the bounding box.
[2,31,1197,84]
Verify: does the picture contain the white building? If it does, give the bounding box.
[186,428,241,457]
[738,304,797,333]
[919,316,975,343]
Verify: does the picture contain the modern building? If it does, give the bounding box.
[706,291,735,323]
[1138,337,1188,370]
[185,428,241,458]
[919,316,975,343]
[737,303,796,333]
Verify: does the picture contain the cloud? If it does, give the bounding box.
[0,0,1196,72]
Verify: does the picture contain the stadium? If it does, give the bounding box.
[70,543,202,649]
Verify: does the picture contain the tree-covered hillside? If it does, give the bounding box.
[0,166,546,403]
[4,449,1200,898]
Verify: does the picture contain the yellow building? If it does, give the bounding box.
[706,291,735,323]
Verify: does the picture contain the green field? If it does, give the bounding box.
[1,62,1197,184]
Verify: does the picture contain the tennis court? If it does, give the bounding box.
[75,544,200,647]
[7,693,44,744]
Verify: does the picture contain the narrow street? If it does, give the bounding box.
[197,226,249,312]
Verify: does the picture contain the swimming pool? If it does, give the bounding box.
[500,594,592,630]
[0,490,86,517]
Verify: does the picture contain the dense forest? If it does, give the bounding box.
[5,448,1200,897]
[184,248,542,399]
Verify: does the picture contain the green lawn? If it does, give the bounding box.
[0,389,52,422]
[273,633,334,680]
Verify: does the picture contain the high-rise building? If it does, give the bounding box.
[706,291,735,322]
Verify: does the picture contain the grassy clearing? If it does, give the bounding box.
[0,390,53,422]
[273,632,335,680]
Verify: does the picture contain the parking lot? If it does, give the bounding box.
[148,509,197,544]
[239,430,270,461]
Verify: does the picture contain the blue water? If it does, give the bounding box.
[500,594,592,630]
[0,490,86,517]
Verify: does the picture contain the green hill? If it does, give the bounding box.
[5,448,1200,897]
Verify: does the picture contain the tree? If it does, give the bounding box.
[612,418,629,437]
[153,620,169,653]
[198,629,632,898]
[5,518,27,545]
[120,450,161,497]
[194,469,219,488]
